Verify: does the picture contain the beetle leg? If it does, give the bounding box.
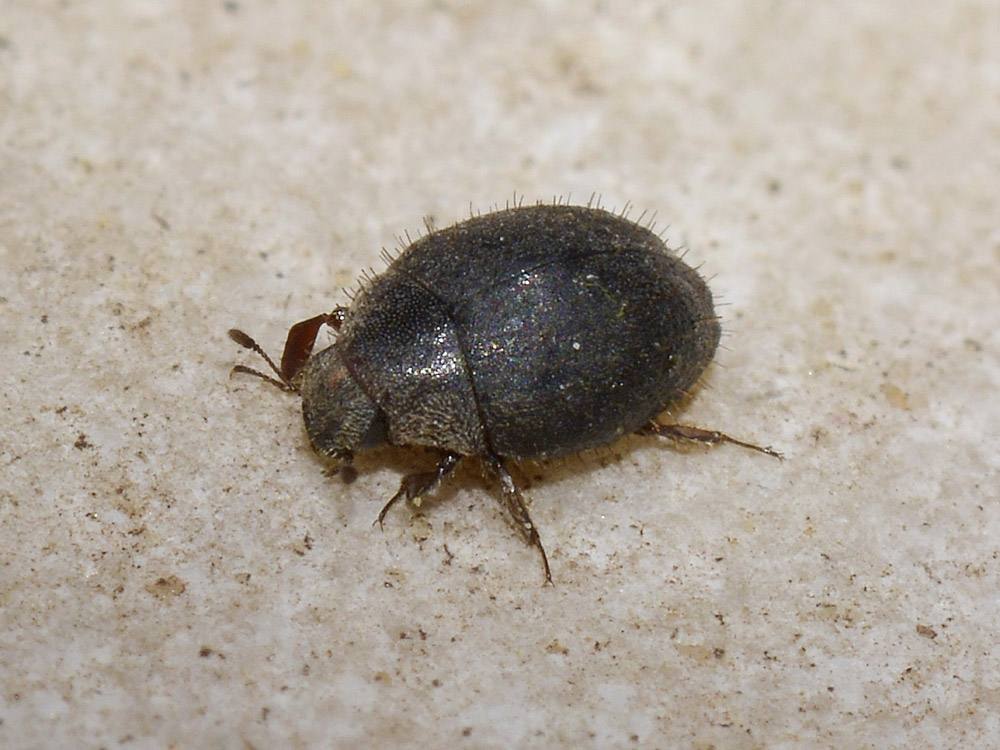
[485,457,552,584]
[375,452,462,529]
[638,422,783,460]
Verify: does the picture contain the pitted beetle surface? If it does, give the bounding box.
[230,203,780,582]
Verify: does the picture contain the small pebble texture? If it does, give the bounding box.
[2,2,997,748]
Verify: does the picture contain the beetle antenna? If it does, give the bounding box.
[230,364,295,391]
[228,329,296,392]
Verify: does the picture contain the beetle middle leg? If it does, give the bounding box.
[638,421,783,460]
[484,456,552,584]
[375,452,462,529]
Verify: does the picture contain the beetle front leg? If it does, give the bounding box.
[375,452,462,529]
[484,456,552,584]
[638,421,783,459]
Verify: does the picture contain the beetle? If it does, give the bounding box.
[229,202,780,582]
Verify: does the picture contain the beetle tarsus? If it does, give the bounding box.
[639,421,783,460]
[486,456,553,585]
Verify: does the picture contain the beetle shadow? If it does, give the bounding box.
[513,437,647,496]
[508,388,702,487]
[340,441,638,511]
[309,397,723,526]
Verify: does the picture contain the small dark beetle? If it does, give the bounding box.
[230,203,780,582]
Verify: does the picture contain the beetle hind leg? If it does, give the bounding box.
[484,457,552,584]
[375,452,462,529]
[638,421,783,460]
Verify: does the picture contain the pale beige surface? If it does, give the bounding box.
[2,2,999,748]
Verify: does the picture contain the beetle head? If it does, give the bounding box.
[229,308,385,464]
[294,344,388,461]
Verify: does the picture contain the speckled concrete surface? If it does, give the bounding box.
[2,1,998,748]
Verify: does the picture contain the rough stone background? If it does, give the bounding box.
[2,1,998,748]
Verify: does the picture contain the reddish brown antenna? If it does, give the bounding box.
[228,307,346,391]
